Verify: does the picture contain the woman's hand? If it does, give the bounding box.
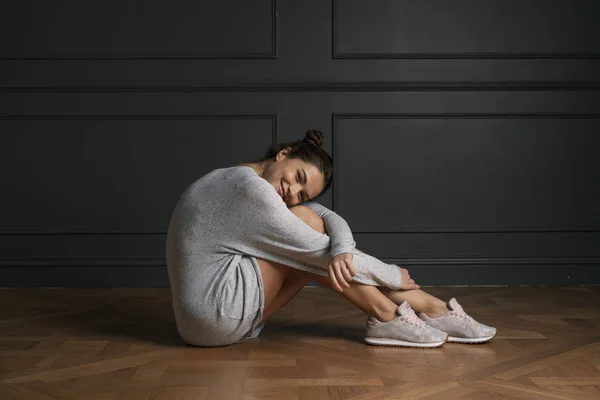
[328,253,356,292]
[400,267,420,290]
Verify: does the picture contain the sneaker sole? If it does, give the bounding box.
[364,336,447,349]
[447,332,496,344]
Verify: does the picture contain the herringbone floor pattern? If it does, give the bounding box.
[0,286,599,399]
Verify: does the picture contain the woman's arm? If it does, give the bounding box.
[302,201,356,258]
[209,177,402,290]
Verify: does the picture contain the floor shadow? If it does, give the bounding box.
[19,289,188,348]
[262,319,365,343]
[14,289,370,348]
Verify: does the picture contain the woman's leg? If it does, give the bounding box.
[355,249,449,317]
[256,206,325,324]
[258,262,314,323]
[377,288,448,317]
[258,205,400,323]
[257,205,447,324]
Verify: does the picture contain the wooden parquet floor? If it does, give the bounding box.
[0,287,599,400]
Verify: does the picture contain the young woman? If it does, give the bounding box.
[166,130,496,348]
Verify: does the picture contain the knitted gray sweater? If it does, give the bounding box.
[166,166,402,341]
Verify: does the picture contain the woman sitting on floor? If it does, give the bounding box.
[166,129,496,348]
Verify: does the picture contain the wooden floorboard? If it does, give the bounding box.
[0,287,598,399]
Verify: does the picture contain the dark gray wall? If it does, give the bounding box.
[1,0,599,287]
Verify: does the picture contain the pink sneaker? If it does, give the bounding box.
[365,301,448,348]
[418,298,497,344]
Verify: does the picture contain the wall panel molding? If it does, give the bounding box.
[381,257,600,266]
[1,256,597,268]
[0,114,278,122]
[2,82,600,92]
[1,259,597,287]
[348,227,600,234]
[0,230,166,235]
[0,257,165,267]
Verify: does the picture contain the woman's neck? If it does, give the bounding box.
[237,160,273,178]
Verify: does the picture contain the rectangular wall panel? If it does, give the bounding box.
[1,0,277,59]
[0,116,275,232]
[334,0,600,58]
[333,115,600,232]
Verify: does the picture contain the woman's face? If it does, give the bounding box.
[262,148,325,207]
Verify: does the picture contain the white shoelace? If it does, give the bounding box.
[400,307,426,327]
[449,305,472,320]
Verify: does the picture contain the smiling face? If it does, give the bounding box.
[261,148,326,207]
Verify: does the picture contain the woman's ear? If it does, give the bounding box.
[276,147,291,161]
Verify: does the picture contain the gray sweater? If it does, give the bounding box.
[166,166,402,342]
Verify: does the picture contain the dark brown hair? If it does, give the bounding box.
[263,129,333,198]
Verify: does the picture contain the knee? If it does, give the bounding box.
[289,205,326,234]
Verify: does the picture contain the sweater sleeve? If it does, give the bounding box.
[302,201,356,258]
[209,177,402,289]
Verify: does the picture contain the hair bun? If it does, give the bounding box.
[304,129,324,148]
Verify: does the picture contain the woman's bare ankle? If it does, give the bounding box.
[373,305,398,322]
[422,300,450,318]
